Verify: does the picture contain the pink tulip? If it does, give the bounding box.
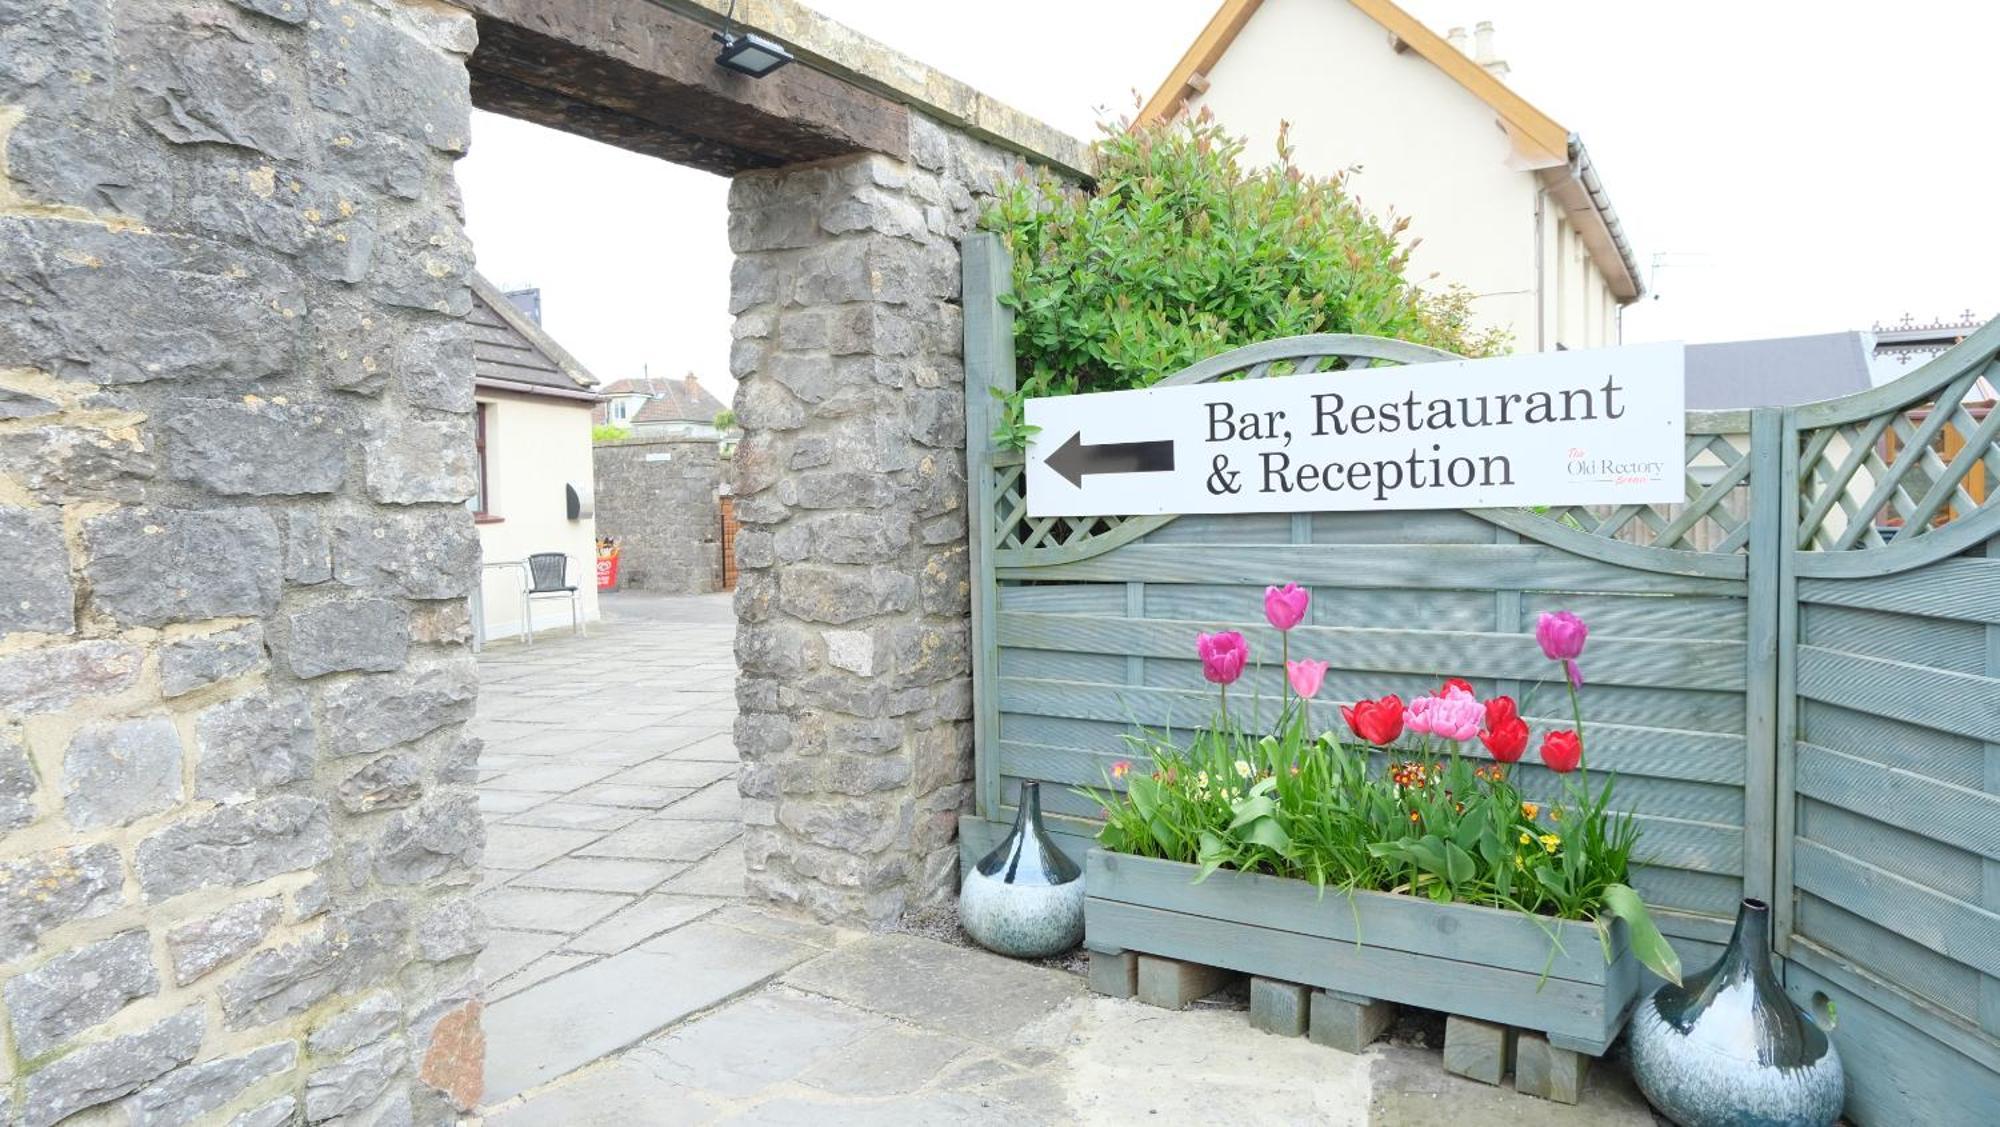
[1264,583,1310,632]
[1197,631,1248,685]
[1535,611,1589,688]
[1286,659,1329,700]
[1406,689,1483,742]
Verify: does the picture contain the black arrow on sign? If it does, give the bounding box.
[1045,432,1175,488]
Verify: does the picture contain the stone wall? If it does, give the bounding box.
[592,437,723,595]
[728,116,1019,926]
[0,2,483,1123]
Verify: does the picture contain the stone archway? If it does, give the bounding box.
[0,0,1080,1120]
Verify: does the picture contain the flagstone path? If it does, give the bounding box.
[471,593,1660,1124]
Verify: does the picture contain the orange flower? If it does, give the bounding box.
[1111,760,1131,779]
[1521,801,1540,820]
[1408,810,1422,823]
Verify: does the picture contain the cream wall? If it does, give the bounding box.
[1188,0,1621,351]
[474,389,602,640]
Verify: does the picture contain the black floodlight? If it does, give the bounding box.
[713,30,793,78]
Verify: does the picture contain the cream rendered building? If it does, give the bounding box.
[468,276,604,641]
[1143,0,1643,351]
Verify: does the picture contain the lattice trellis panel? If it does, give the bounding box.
[1533,431,1756,554]
[1795,344,2000,552]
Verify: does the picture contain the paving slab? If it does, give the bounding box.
[660,779,743,821]
[480,887,632,933]
[483,825,603,871]
[658,840,748,897]
[635,989,885,1098]
[781,933,1084,1045]
[484,763,626,793]
[478,790,548,816]
[478,929,564,985]
[576,816,741,862]
[482,917,822,1101]
[566,894,728,956]
[512,857,685,895]
[485,1056,718,1127]
[501,801,649,833]
[490,952,594,1002]
[569,783,694,809]
[1366,1039,1655,1125]
[610,759,737,789]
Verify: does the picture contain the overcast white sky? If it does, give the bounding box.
[457,1,2000,401]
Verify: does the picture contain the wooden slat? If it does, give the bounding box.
[1800,603,1987,673]
[1796,557,2000,623]
[1794,839,2000,978]
[998,613,1745,692]
[1796,743,1999,862]
[1798,797,1985,902]
[1798,700,1985,790]
[1796,894,1981,1023]
[1084,898,1630,1052]
[1516,592,1748,640]
[1796,645,2000,744]
[998,543,1747,592]
[1086,851,1619,984]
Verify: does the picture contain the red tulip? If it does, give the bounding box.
[1484,695,1518,729]
[1340,694,1405,747]
[1441,677,1476,698]
[1480,716,1529,763]
[1540,729,1583,774]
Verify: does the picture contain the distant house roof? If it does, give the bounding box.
[598,375,728,426]
[470,275,601,402]
[1685,332,1873,411]
[1140,0,1643,302]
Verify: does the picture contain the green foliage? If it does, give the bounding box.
[981,111,1512,445]
[713,408,737,431]
[591,424,631,444]
[1084,710,1679,984]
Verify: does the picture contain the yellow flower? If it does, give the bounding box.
[1550,808,1562,822]
[1234,760,1252,780]
[1518,831,1533,845]
[1513,857,1525,871]
[1539,833,1561,854]
[1520,801,1540,820]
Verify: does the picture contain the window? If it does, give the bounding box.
[613,400,628,421]
[474,402,493,518]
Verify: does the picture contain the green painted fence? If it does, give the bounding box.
[957,233,2000,1124]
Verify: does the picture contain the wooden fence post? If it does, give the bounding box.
[962,232,1014,821]
[1743,408,1783,911]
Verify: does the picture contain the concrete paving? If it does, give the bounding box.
[472,592,1659,1124]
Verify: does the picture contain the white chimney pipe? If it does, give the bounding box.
[1446,26,1470,55]
[1473,20,1509,78]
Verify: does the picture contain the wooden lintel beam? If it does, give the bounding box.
[463,0,909,173]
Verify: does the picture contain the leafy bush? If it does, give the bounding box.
[591,424,631,444]
[981,111,1511,442]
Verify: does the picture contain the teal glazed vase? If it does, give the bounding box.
[958,783,1084,958]
[1627,897,1844,1126]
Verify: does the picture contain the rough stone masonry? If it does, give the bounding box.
[0,1,484,1122]
[728,119,1025,927]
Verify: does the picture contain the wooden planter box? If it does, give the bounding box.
[1084,849,1641,1056]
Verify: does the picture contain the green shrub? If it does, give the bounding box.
[591,424,631,444]
[981,111,1511,442]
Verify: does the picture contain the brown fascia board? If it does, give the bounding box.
[1536,138,1644,303]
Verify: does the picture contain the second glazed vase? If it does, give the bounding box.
[1627,897,1844,1127]
[958,782,1084,958]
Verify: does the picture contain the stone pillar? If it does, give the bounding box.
[1,2,483,1123]
[728,118,1013,926]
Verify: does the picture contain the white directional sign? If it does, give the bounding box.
[1024,342,1686,517]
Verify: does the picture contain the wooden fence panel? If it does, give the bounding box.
[958,232,2000,1123]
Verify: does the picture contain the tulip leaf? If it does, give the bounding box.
[1444,841,1474,886]
[1602,882,1682,986]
